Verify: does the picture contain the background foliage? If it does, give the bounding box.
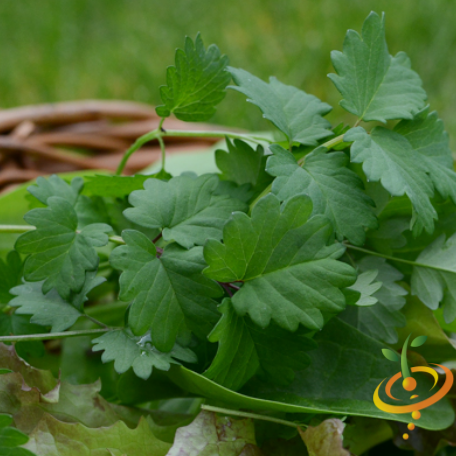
[0,0,456,145]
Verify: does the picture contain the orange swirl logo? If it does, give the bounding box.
[373,334,453,440]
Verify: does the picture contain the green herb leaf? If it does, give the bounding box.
[83,174,150,198]
[9,272,105,332]
[395,109,456,204]
[166,410,258,456]
[346,270,382,307]
[204,299,316,391]
[299,418,349,456]
[124,174,247,249]
[16,177,111,300]
[267,145,377,245]
[110,230,222,352]
[345,126,437,235]
[155,33,231,121]
[168,317,453,430]
[216,139,272,195]
[329,12,426,122]
[92,329,197,380]
[204,194,356,332]
[0,414,35,456]
[411,335,428,347]
[0,251,23,308]
[411,233,456,323]
[28,175,83,206]
[229,67,332,147]
[381,348,400,363]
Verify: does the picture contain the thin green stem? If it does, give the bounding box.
[85,314,109,329]
[0,225,126,245]
[158,134,167,171]
[115,129,159,175]
[322,133,345,150]
[200,405,305,429]
[158,118,166,172]
[114,126,272,176]
[0,328,111,343]
[161,129,272,144]
[108,235,125,245]
[345,244,453,274]
[0,225,34,234]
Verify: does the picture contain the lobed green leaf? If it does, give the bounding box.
[124,174,247,249]
[110,230,222,352]
[9,272,105,332]
[229,67,332,147]
[267,144,377,245]
[156,33,231,121]
[329,11,426,122]
[411,233,456,323]
[204,194,356,332]
[216,139,273,196]
[345,126,437,235]
[92,329,197,380]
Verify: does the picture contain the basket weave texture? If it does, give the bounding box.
[0,100,223,193]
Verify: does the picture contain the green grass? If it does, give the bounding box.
[1,0,456,145]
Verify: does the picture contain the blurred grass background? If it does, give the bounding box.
[0,0,455,144]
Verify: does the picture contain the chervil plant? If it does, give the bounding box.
[1,11,456,455]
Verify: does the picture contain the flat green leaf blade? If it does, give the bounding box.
[167,318,454,430]
[110,230,222,352]
[395,109,456,204]
[155,33,231,121]
[204,194,356,331]
[124,174,247,249]
[229,67,332,146]
[341,257,407,344]
[345,126,437,235]
[166,410,258,456]
[216,139,272,194]
[92,329,196,380]
[204,299,315,391]
[267,145,377,245]
[83,174,150,198]
[9,272,105,332]
[9,283,81,333]
[28,175,83,206]
[411,233,456,323]
[15,195,111,300]
[329,12,426,122]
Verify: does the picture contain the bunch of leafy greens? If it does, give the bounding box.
[1,11,456,456]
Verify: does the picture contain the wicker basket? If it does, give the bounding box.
[0,100,225,193]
